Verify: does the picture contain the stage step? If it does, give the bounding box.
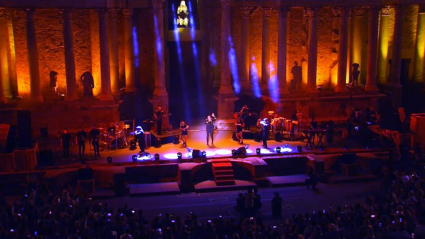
[212,159,235,186]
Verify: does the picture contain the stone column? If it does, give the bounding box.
[390,5,405,86]
[123,9,136,92]
[277,7,289,94]
[97,9,113,100]
[365,6,380,92]
[305,7,319,93]
[218,0,238,120]
[25,8,42,102]
[61,9,78,101]
[108,9,120,95]
[378,6,391,83]
[6,9,18,98]
[240,7,254,92]
[335,7,350,92]
[413,6,425,82]
[351,7,365,84]
[0,9,10,102]
[261,7,271,88]
[152,0,171,127]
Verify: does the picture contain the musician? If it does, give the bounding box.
[240,105,250,130]
[206,115,215,146]
[260,118,270,148]
[153,107,164,135]
[135,126,145,153]
[89,125,101,158]
[76,127,87,158]
[107,122,118,135]
[180,121,189,147]
[60,129,71,158]
[309,117,318,145]
[235,113,244,144]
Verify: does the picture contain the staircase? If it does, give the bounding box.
[211,159,235,186]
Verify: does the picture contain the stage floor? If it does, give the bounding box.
[38,129,363,169]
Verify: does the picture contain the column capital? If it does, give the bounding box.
[23,8,36,20]
[96,8,108,18]
[122,9,133,19]
[304,7,319,18]
[0,8,9,18]
[278,6,290,18]
[419,5,425,13]
[393,4,405,15]
[152,0,165,9]
[220,0,231,8]
[240,6,256,18]
[380,6,392,16]
[332,7,350,17]
[368,5,381,15]
[107,8,120,20]
[262,7,273,18]
[352,7,366,16]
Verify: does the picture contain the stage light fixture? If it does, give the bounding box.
[284,144,289,148]
[202,151,207,158]
[232,149,237,157]
[256,148,261,155]
[129,139,137,150]
[154,153,160,161]
[132,155,137,162]
[177,152,182,160]
[276,147,281,153]
[107,156,112,163]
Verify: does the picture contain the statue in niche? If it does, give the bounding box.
[351,63,360,87]
[49,71,58,97]
[291,61,302,91]
[80,72,94,97]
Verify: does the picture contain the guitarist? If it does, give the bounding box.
[89,125,101,158]
[153,107,164,135]
[235,113,245,144]
[76,127,87,158]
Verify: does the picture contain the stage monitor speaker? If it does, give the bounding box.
[232,132,238,141]
[173,135,180,144]
[314,161,325,174]
[192,149,202,158]
[297,146,302,152]
[275,132,283,142]
[254,133,262,142]
[39,150,54,166]
[154,137,161,148]
[17,110,32,149]
[40,127,48,138]
[236,147,246,156]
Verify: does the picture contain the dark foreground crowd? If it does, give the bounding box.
[1,147,425,238]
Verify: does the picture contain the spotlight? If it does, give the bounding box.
[297,146,302,153]
[177,152,182,160]
[129,139,137,150]
[232,149,237,157]
[256,148,261,155]
[317,85,322,91]
[276,147,281,153]
[202,151,207,158]
[107,156,112,163]
[132,155,137,162]
[154,153,160,161]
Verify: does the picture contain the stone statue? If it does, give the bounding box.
[291,61,302,91]
[49,71,58,97]
[80,72,94,97]
[351,63,360,87]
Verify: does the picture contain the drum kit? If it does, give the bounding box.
[99,122,130,150]
[270,113,303,140]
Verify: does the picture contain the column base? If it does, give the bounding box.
[278,88,290,94]
[125,86,136,93]
[365,84,379,92]
[217,92,238,120]
[153,86,168,96]
[99,93,113,101]
[335,84,349,93]
[65,93,79,101]
[31,95,43,103]
[151,91,172,130]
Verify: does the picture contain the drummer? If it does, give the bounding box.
[107,122,118,135]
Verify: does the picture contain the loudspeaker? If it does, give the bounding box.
[40,128,48,138]
[297,146,302,152]
[236,147,247,156]
[254,133,262,142]
[192,149,202,158]
[275,132,283,142]
[232,132,238,141]
[154,137,162,148]
[173,135,180,144]
[314,161,325,174]
[38,150,54,166]
[17,110,32,149]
